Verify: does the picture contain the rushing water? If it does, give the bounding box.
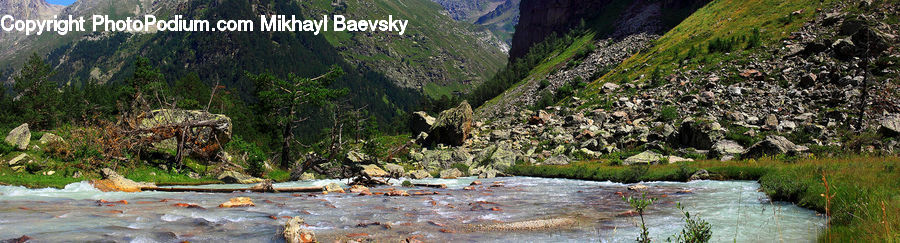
[0,177,824,242]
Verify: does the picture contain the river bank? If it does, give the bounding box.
[509,156,900,241]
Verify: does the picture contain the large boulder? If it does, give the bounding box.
[138,109,232,159]
[430,101,474,146]
[473,145,517,172]
[879,116,900,137]
[344,150,370,164]
[439,168,463,179]
[709,140,746,160]
[218,197,255,208]
[218,170,264,184]
[283,217,316,243]
[408,170,432,179]
[360,164,389,178]
[543,155,570,165]
[674,119,723,150]
[623,151,665,165]
[38,133,64,145]
[4,123,30,150]
[742,136,808,159]
[324,183,345,193]
[383,163,406,178]
[410,111,436,135]
[91,168,155,192]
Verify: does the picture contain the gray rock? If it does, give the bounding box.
[38,133,64,145]
[410,111,435,135]
[408,170,432,179]
[439,168,463,179]
[879,116,900,137]
[283,217,316,243]
[4,123,30,150]
[217,170,264,184]
[674,119,723,150]
[344,150,370,164]
[430,101,474,146]
[383,163,406,178]
[623,151,664,165]
[689,169,710,181]
[710,140,746,159]
[360,164,389,178]
[743,136,807,159]
[666,156,693,163]
[543,155,570,165]
[7,153,32,166]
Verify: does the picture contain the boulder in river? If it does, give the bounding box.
[4,123,30,150]
[360,164,389,178]
[218,170,264,184]
[219,197,255,208]
[408,170,432,179]
[430,101,474,146]
[324,183,345,193]
[283,217,316,243]
[386,190,410,196]
[383,163,405,178]
[91,168,155,192]
[439,168,463,179]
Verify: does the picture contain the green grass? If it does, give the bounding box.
[509,156,900,241]
[584,0,832,98]
[266,168,291,182]
[123,166,219,186]
[0,166,84,188]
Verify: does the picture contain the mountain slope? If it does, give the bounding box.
[296,0,507,97]
[431,0,518,51]
[0,0,65,67]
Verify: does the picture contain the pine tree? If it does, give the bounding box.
[12,53,60,129]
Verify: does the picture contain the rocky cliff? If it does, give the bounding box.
[509,0,707,59]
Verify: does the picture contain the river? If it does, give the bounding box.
[0,177,824,242]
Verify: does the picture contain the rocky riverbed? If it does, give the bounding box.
[0,177,823,242]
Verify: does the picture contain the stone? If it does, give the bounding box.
[324,183,344,193]
[344,150,370,164]
[299,172,316,181]
[832,38,856,59]
[7,153,31,166]
[529,110,552,125]
[743,136,807,159]
[349,185,370,194]
[879,116,900,137]
[138,109,232,159]
[410,111,436,135]
[764,114,779,129]
[188,172,200,179]
[799,73,818,88]
[360,164,389,178]
[602,82,620,92]
[386,190,410,196]
[38,133,64,145]
[218,197,255,208]
[4,123,30,150]
[91,168,155,192]
[42,170,55,176]
[851,26,891,55]
[627,184,648,191]
[689,169,710,181]
[666,156,693,163]
[408,170,432,179]
[675,119,723,150]
[283,217,316,243]
[543,155,570,165]
[710,140,746,159]
[430,101,474,146]
[383,163,405,178]
[439,168,463,179]
[218,171,264,184]
[623,151,664,165]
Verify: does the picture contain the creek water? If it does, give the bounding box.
[0,177,824,242]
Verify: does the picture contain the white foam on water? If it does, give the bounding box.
[160,214,184,222]
[129,236,158,243]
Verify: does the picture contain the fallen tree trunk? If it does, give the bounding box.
[413,183,447,189]
[144,186,323,193]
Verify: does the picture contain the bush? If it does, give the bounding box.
[0,142,14,156]
[669,203,713,243]
[401,180,413,187]
[659,106,679,122]
[227,136,267,177]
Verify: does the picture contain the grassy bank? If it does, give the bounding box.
[509,156,900,241]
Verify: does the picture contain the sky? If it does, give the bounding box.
[46,0,77,5]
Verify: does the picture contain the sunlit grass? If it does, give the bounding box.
[510,156,900,241]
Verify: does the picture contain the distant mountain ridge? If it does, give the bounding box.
[430,0,519,50]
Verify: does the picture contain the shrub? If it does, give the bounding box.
[659,106,679,122]
[0,142,14,156]
[401,180,413,187]
[227,136,267,177]
[669,203,713,243]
